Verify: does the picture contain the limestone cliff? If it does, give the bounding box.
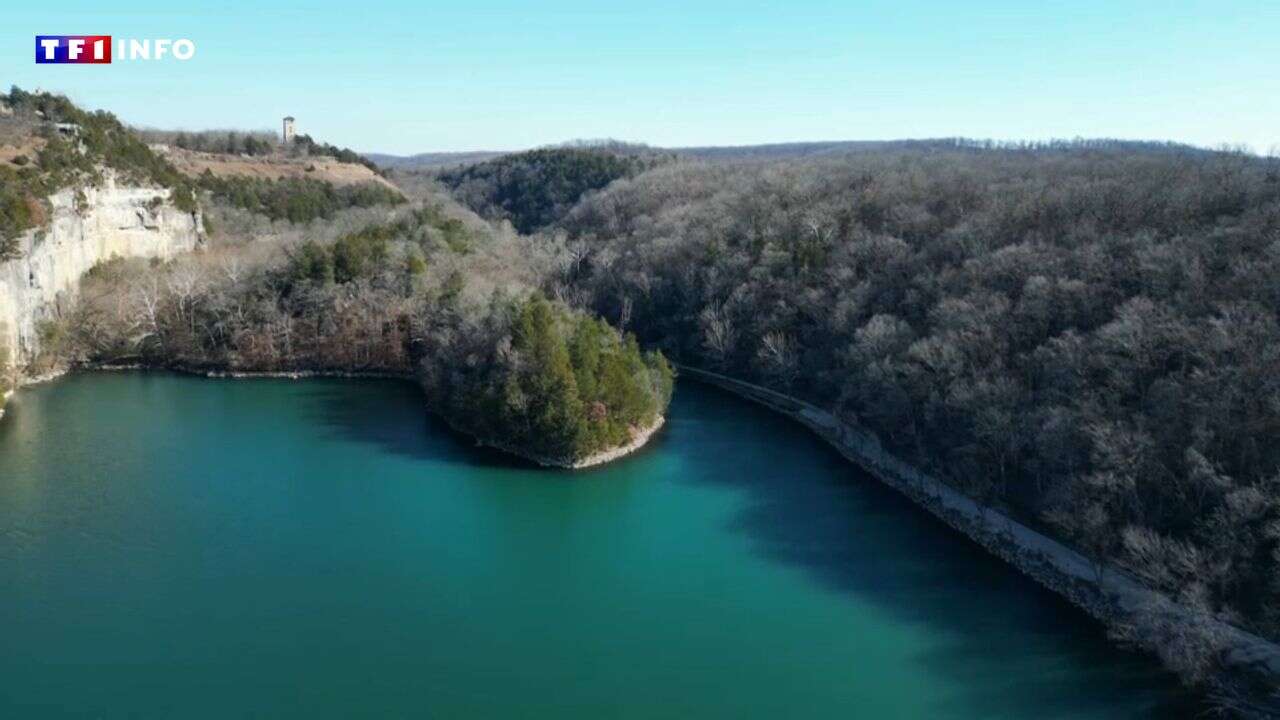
[0,173,203,366]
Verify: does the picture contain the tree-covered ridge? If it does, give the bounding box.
[136,127,384,174]
[556,146,1280,651]
[419,294,673,462]
[134,128,279,157]
[1,87,198,253]
[197,172,404,225]
[436,148,657,233]
[290,134,383,174]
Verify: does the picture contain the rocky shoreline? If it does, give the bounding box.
[469,415,666,469]
[0,368,71,421]
[678,365,1280,692]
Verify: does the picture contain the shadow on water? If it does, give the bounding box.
[303,376,1201,718]
[300,379,545,472]
[669,382,1202,719]
[304,377,673,476]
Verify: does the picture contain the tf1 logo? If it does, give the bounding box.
[35,36,196,63]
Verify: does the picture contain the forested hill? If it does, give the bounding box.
[390,138,1216,232]
[670,138,1226,163]
[543,143,1280,673]
[435,148,662,234]
[365,150,508,170]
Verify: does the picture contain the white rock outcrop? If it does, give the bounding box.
[0,174,202,365]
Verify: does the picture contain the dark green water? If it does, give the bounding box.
[0,373,1194,718]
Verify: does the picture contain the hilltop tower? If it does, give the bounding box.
[282,116,296,144]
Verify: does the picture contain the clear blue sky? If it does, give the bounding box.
[6,0,1278,155]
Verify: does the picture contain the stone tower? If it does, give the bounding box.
[282,116,296,144]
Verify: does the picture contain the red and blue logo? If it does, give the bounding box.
[35,36,112,64]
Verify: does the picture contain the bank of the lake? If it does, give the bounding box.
[0,372,1198,718]
[678,366,1280,697]
[460,414,666,469]
[3,364,663,469]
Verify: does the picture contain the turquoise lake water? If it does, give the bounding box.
[0,373,1195,718]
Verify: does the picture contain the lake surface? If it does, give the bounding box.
[0,373,1195,718]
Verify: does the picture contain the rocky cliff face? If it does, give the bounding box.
[0,174,202,367]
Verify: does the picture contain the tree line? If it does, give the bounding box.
[196,172,405,224]
[534,145,1280,689]
[133,128,383,176]
[134,128,279,157]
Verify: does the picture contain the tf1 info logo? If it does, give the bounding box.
[35,36,196,64]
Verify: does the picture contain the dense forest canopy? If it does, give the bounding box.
[542,144,1280,654]
[419,294,673,461]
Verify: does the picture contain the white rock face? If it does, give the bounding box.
[0,174,202,365]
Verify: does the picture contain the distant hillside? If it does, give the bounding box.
[678,138,1218,160]
[364,151,509,170]
[370,137,1218,172]
[434,148,662,234]
[363,140,649,171]
[363,140,873,171]
[674,140,909,160]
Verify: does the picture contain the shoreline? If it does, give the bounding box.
[90,363,414,382]
[469,415,666,469]
[678,365,1280,688]
[1,368,72,420]
[4,364,664,469]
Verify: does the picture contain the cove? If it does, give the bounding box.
[0,373,1196,718]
